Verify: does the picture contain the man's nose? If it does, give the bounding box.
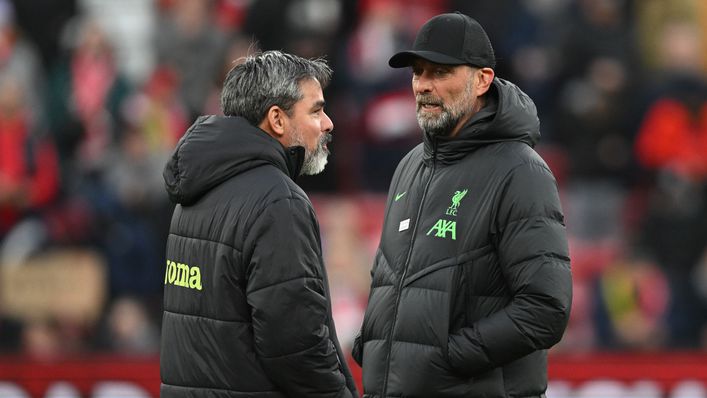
[322,111,334,133]
[414,74,434,94]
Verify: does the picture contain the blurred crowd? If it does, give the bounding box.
[0,0,706,359]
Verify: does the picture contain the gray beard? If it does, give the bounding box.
[292,130,330,176]
[416,79,474,137]
[416,108,462,137]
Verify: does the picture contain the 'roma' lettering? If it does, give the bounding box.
[164,260,203,291]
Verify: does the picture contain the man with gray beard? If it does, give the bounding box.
[353,12,572,398]
[161,50,357,398]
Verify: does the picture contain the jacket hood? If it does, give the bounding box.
[423,77,540,164]
[163,115,304,205]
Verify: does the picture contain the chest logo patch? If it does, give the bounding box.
[399,218,410,231]
[427,219,457,240]
[427,188,467,240]
[446,189,468,216]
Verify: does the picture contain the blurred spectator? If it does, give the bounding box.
[21,319,63,360]
[0,77,60,259]
[593,252,669,349]
[241,0,290,52]
[634,19,707,348]
[553,55,636,246]
[22,316,93,359]
[243,0,348,58]
[105,66,186,215]
[155,0,227,120]
[282,0,344,58]
[453,0,570,118]
[636,0,703,72]
[78,0,157,84]
[8,0,78,71]
[636,88,707,180]
[342,0,449,100]
[44,17,165,304]
[238,0,354,194]
[344,0,407,93]
[552,0,638,245]
[202,34,259,116]
[635,22,707,182]
[95,67,188,301]
[46,16,131,182]
[84,186,163,301]
[97,296,159,354]
[213,0,250,34]
[0,0,46,129]
[119,66,188,155]
[559,0,637,82]
[333,0,446,191]
[555,56,635,182]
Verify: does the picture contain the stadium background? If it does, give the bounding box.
[0,0,706,396]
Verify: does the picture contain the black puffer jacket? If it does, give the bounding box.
[160,115,357,398]
[353,79,572,398]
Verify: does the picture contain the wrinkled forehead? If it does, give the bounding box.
[295,78,325,108]
[298,78,323,97]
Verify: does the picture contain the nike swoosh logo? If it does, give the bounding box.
[395,192,406,201]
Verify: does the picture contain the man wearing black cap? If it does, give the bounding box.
[352,12,572,398]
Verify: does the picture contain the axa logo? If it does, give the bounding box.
[164,260,203,290]
[427,219,457,240]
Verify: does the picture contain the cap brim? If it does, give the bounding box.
[388,50,467,68]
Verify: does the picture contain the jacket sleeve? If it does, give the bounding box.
[447,161,572,377]
[351,331,363,366]
[245,197,353,398]
[351,148,418,367]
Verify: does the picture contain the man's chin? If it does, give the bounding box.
[418,121,446,136]
[418,114,459,137]
[300,155,328,176]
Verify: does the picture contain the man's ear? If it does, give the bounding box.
[475,67,495,97]
[259,105,288,138]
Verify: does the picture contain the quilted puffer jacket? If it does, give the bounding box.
[161,115,357,398]
[353,79,572,398]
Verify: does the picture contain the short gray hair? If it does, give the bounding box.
[220,50,332,125]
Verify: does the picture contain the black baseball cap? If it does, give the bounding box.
[389,12,496,69]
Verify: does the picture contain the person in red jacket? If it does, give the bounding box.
[0,79,59,240]
[633,69,707,348]
[635,97,707,182]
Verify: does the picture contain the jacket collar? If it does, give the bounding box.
[422,78,540,165]
[164,115,305,205]
[285,145,305,180]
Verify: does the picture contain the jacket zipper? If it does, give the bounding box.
[380,142,437,397]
